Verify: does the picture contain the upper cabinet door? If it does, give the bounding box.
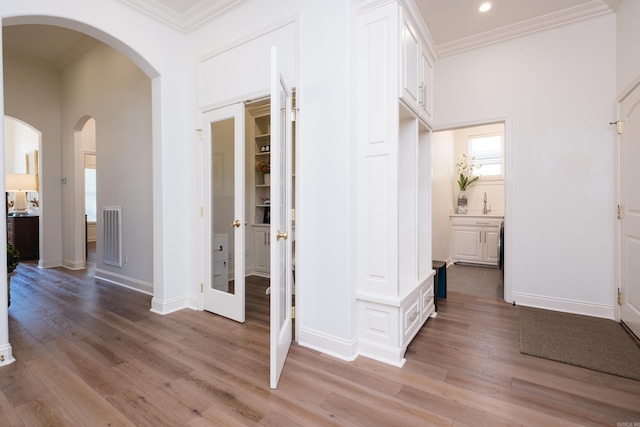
[420,50,433,122]
[400,7,434,124]
[401,12,421,112]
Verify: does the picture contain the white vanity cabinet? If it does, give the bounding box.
[450,216,502,266]
[355,0,437,367]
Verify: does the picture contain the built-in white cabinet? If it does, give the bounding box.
[251,108,271,226]
[253,225,270,276]
[400,8,433,124]
[247,103,271,278]
[246,100,296,279]
[420,49,433,120]
[450,216,502,266]
[356,1,437,367]
[213,234,229,291]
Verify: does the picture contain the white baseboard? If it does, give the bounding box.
[0,342,15,366]
[95,269,153,295]
[39,259,62,269]
[297,327,358,362]
[62,258,85,270]
[150,295,198,315]
[358,340,406,367]
[512,292,615,319]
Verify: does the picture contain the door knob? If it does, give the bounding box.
[276,230,288,241]
[231,220,241,228]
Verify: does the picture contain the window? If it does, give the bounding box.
[468,133,503,178]
[85,154,97,222]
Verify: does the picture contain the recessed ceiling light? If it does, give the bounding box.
[479,2,492,12]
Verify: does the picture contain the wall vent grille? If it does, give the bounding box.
[103,206,122,267]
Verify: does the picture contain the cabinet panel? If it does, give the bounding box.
[400,8,433,123]
[484,228,500,264]
[7,215,39,260]
[421,279,435,319]
[420,51,433,121]
[451,226,483,262]
[401,15,420,111]
[253,227,270,275]
[401,293,421,342]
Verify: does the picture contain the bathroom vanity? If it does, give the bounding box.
[450,214,503,266]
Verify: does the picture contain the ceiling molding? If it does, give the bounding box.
[118,0,244,32]
[436,0,613,57]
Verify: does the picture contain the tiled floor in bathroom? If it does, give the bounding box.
[445,263,504,299]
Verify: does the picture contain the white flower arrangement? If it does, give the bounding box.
[455,154,481,191]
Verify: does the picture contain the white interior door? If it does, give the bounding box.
[269,47,293,389]
[202,103,246,323]
[619,83,640,338]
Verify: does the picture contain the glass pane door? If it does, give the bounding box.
[269,46,293,389]
[203,103,245,323]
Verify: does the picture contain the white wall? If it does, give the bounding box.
[1,1,195,350]
[4,116,39,173]
[3,54,63,268]
[431,130,454,262]
[189,0,356,358]
[435,13,617,318]
[61,43,153,289]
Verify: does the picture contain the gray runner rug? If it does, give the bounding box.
[518,306,640,381]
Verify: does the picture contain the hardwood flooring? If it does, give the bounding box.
[2,260,639,426]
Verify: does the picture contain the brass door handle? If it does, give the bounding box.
[231,220,241,228]
[276,230,288,241]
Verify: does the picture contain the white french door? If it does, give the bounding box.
[202,103,246,323]
[269,46,294,389]
[619,83,640,338]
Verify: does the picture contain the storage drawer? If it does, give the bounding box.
[421,279,435,318]
[401,293,421,342]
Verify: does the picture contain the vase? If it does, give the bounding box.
[264,173,271,186]
[457,190,467,214]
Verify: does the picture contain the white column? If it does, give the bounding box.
[0,21,16,366]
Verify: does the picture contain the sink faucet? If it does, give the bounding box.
[483,192,489,214]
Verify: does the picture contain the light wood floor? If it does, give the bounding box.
[2,260,639,426]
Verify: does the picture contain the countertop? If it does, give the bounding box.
[449,213,504,218]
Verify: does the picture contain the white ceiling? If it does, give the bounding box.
[417,0,617,55]
[2,0,620,69]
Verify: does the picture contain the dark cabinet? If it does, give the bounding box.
[7,215,39,260]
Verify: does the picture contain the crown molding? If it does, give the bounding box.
[119,0,244,33]
[437,0,613,57]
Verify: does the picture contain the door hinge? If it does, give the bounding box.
[617,288,622,305]
[200,207,204,217]
[291,306,296,318]
[200,283,204,293]
[617,205,623,219]
[610,121,622,134]
[196,128,203,140]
